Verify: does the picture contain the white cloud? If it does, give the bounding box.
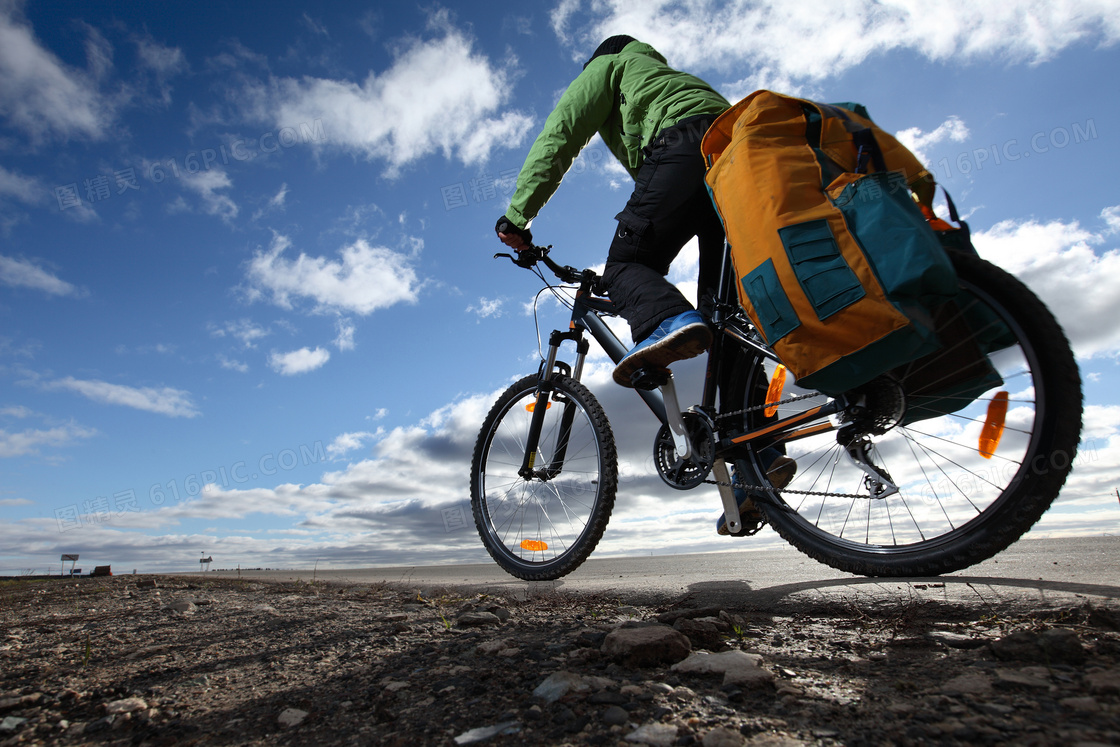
[238,17,533,174]
[0,254,80,296]
[972,213,1120,359]
[0,4,118,142]
[468,297,504,319]
[217,354,249,373]
[211,318,270,348]
[1103,205,1120,235]
[327,430,378,458]
[0,422,97,457]
[179,168,238,221]
[550,0,583,44]
[0,164,44,205]
[334,318,356,351]
[268,346,330,375]
[561,1,1120,82]
[46,377,200,418]
[0,405,34,418]
[269,183,288,208]
[895,116,970,165]
[135,36,187,76]
[245,233,419,315]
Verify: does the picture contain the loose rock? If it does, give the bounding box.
[626,721,679,746]
[278,707,308,728]
[602,624,691,667]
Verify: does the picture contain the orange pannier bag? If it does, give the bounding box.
[702,90,959,396]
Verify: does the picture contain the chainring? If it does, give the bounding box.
[654,412,715,490]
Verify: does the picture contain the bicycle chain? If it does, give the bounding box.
[701,476,862,499]
[714,391,825,422]
[706,392,863,499]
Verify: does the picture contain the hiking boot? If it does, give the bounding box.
[717,454,797,536]
[612,310,712,388]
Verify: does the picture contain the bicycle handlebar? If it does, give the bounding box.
[493,243,596,288]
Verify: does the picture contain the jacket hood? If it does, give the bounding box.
[584,37,667,68]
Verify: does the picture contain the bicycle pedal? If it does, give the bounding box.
[630,366,671,391]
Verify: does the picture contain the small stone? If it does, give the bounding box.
[0,693,40,713]
[278,708,308,728]
[1086,667,1120,695]
[989,628,1085,664]
[941,673,992,695]
[105,698,147,714]
[533,671,591,703]
[703,725,746,747]
[384,681,410,693]
[602,705,629,726]
[0,717,27,733]
[477,639,513,655]
[671,650,773,688]
[927,631,987,649]
[457,611,502,628]
[165,601,196,614]
[453,720,520,744]
[136,579,158,589]
[656,607,724,625]
[669,685,696,702]
[626,722,679,746]
[484,605,512,623]
[1060,696,1099,711]
[374,612,409,623]
[674,618,726,651]
[994,668,1050,690]
[602,624,691,667]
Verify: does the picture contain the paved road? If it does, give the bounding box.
[211,535,1119,611]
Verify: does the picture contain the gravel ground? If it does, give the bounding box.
[1,575,1118,746]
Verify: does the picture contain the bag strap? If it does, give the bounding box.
[941,187,974,249]
[815,102,888,175]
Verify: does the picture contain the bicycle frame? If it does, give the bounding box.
[517,242,847,524]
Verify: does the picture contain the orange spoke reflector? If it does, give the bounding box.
[979,391,1010,459]
[525,400,552,412]
[765,364,787,417]
[520,539,548,552]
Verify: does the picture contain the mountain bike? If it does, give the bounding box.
[469,241,1083,581]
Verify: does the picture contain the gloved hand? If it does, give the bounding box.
[495,215,532,250]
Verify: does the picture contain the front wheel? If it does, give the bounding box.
[471,374,618,580]
[722,251,1083,577]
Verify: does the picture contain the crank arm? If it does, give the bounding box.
[712,459,741,535]
[659,375,692,460]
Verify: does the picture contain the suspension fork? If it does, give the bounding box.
[518,328,590,480]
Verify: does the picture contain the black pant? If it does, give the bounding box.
[602,114,726,343]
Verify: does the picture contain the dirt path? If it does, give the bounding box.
[1,575,1118,745]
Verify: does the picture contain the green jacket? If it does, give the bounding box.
[504,41,729,229]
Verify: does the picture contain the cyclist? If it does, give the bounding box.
[495,35,795,531]
[495,35,729,388]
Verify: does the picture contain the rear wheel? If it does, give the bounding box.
[721,251,1083,576]
[471,374,617,580]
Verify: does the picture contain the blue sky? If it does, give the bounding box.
[1,0,1118,575]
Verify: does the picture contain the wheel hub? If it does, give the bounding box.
[842,374,907,436]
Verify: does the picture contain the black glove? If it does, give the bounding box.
[495,215,532,246]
